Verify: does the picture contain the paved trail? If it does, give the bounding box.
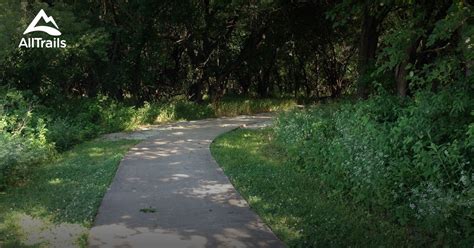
[89,115,284,248]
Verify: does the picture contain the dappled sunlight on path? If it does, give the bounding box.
[89,114,283,247]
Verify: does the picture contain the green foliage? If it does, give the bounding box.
[0,0,356,102]
[47,118,94,152]
[1,2,111,100]
[375,1,472,96]
[212,129,409,247]
[0,0,21,62]
[274,85,474,245]
[214,97,297,116]
[0,89,54,188]
[152,101,215,122]
[427,3,472,48]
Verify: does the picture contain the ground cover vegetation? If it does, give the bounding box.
[272,91,473,246]
[212,129,410,247]
[0,0,473,246]
[0,139,139,247]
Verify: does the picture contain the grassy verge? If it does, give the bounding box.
[0,139,139,247]
[211,129,410,247]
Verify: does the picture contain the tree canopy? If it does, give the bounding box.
[1,0,469,104]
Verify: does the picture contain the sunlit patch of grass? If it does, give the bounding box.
[0,139,138,247]
[211,129,409,247]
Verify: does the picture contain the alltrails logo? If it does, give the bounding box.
[19,9,67,48]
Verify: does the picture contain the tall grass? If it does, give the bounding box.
[213,97,297,117]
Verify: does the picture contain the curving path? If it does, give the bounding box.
[89,115,284,248]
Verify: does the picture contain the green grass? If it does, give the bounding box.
[211,129,410,247]
[0,139,139,247]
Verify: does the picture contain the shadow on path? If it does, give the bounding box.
[89,115,284,248]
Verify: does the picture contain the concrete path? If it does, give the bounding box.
[89,115,284,248]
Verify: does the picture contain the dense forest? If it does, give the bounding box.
[0,0,473,247]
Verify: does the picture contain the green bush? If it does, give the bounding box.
[46,118,93,152]
[0,90,54,188]
[274,86,474,245]
[175,101,215,120]
[150,101,214,123]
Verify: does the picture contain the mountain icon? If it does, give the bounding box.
[23,9,61,36]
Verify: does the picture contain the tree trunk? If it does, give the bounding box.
[188,70,207,103]
[357,7,379,99]
[257,69,270,98]
[395,37,420,97]
[238,72,251,95]
[395,62,408,97]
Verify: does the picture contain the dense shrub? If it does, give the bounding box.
[151,101,214,123]
[0,90,54,188]
[274,86,474,245]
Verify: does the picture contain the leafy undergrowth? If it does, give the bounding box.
[211,129,410,247]
[0,139,138,247]
[1,89,296,188]
[213,97,297,117]
[274,89,473,246]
